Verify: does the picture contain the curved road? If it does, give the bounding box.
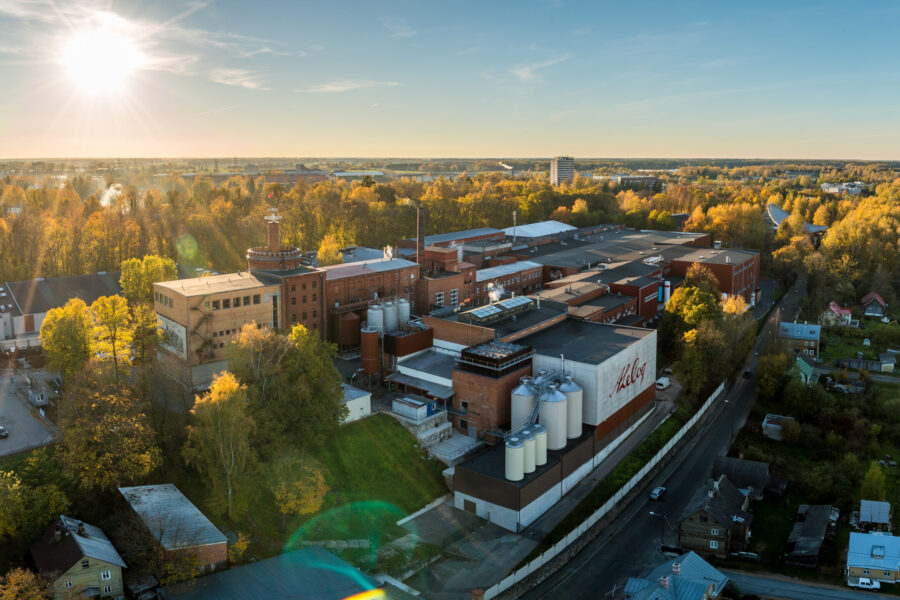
[521,282,805,600]
[726,571,900,599]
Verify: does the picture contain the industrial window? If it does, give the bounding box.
[223,299,231,309]
[243,296,250,305]
[312,294,317,302]
[312,281,317,288]
[64,580,72,589]
[709,540,718,550]
[303,296,307,304]
[291,314,297,322]
[435,291,444,306]
[291,298,296,306]
[303,312,307,320]
[313,310,317,319]
[450,289,459,306]
[291,285,296,292]
[253,295,260,304]
[212,332,217,338]
[234,297,241,307]
[212,300,219,310]
[302,283,307,290]
[710,528,719,536]
[104,586,112,594]
[100,570,111,581]
[82,560,89,569]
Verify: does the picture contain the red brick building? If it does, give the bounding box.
[608,276,660,321]
[670,248,761,303]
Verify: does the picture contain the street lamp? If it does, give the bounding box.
[649,511,673,546]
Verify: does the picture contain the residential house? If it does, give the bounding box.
[165,546,403,600]
[777,321,821,357]
[820,301,853,327]
[712,455,784,500]
[860,500,892,533]
[847,532,900,583]
[624,551,729,599]
[879,353,896,374]
[30,515,126,600]
[118,484,228,573]
[762,414,796,441]
[861,291,888,318]
[785,505,839,568]
[790,354,817,385]
[678,475,753,559]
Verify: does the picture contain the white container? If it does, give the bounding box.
[522,430,536,474]
[383,301,399,331]
[559,376,583,439]
[539,384,568,451]
[533,424,548,465]
[510,378,537,431]
[505,437,524,481]
[366,305,384,335]
[397,298,411,325]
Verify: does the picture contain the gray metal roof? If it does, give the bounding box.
[398,349,457,381]
[767,203,828,234]
[475,260,542,282]
[166,546,382,600]
[502,220,575,238]
[119,484,227,550]
[401,227,502,246]
[62,514,126,568]
[778,322,821,342]
[625,551,727,599]
[517,318,654,365]
[4,272,122,316]
[861,500,891,525]
[342,383,370,403]
[848,532,900,571]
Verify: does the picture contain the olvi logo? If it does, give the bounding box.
[610,357,647,398]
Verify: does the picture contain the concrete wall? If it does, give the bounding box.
[343,394,372,423]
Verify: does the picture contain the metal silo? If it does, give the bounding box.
[532,424,548,466]
[383,301,398,331]
[510,377,537,431]
[396,298,410,325]
[360,327,380,375]
[366,305,384,335]
[559,376,584,439]
[539,384,568,450]
[522,429,536,474]
[505,437,524,481]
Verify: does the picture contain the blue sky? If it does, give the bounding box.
[1,0,899,158]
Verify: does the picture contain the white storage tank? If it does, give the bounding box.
[559,376,584,439]
[505,437,525,481]
[664,280,671,304]
[539,384,568,451]
[533,424,548,466]
[522,429,536,474]
[397,298,410,325]
[366,305,384,335]
[383,301,399,331]
[510,377,537,431]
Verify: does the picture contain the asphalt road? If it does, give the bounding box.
[0,374,54,457]
[726,571,900,600]
[521,281,804,600]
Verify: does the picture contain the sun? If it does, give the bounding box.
[61,27,143,95]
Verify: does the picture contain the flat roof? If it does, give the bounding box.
[502,220,575,239]
[399,349,457,381]
[155,272,275,297]
[475,260,542,282]
[400,227,503,246]
[517,318,653,365]
[535,282,605,303]
[441,300,568,339]
[321,257,418,280]
[4,272,122,316]
[119,484,227,550]
[673,248,759,266]
[612,275,659,288]
[342,384,370,403]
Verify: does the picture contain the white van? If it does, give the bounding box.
[656,377,671,390]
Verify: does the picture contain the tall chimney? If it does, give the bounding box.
[265,208,282,252]
[416,206,425,265]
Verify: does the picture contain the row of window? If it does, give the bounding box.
[156,292,173,307]
[210,295,261,311]
[291,294,316,306]
[290,281,317,292]
[860,568,893,576]
[290,311,318,322]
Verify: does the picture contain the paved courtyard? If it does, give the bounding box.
[0,373,55,457]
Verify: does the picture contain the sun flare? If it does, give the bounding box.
[61,27,143,95]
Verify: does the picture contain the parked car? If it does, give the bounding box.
[663,367,673,375]
[742,370,752,379]
[650,486,666,500]
[0,425,8,439]
[655,377,671,390]
[848,577,880,590]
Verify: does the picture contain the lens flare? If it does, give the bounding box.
[61,26,143,94]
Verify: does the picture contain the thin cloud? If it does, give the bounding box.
[195,104,239,117]
[380,17,417,38]
[295,79,399,93]
[210,68,270,90]
[510,55,570,82]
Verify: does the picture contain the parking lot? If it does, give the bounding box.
[0,373,56,457]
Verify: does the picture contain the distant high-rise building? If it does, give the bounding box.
[550,156,574,185]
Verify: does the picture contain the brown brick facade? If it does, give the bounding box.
[451,364,532,437]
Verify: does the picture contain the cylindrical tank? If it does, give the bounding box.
[339,311,361,348]
[382,301,398,332]
[533,424,548,466]
[505,437,524,482]
[397,298,410,325]
[510,377,537,431]
[664,280,671,304]
[539,384,568,450]
[559,376,583,439]
[360,327,379,374]
[522,430,536,474]
[367,305,384,335]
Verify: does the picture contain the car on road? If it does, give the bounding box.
[848,577,880,590]
[662,367,673,375]
[0,425,8,439]
[742,370,752,379]
[649,486,666,500]
[655,377,671,390]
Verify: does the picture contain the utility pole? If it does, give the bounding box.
[513,210,517,242]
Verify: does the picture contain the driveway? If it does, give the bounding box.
[0,374,55,457]
[726,571,900,600]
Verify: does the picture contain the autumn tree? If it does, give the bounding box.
[0,568,50,600]
[317,234,343,266]
[267,450,330,532]
[0,470,67,541]
[59,390,161,491]
[756,351,791,402]
[39,298,93,376]
[91,295,133,382]
[861,461,887,501]
[120,255,178,304]
[183,372,255,519]
[675,320,728,397]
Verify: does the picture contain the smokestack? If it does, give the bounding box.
[416,207,425,265]
[265,208,282,252]
[77,522,86,537]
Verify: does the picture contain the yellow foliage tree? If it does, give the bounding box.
[317,234,342,266]
[267,450,329,533]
